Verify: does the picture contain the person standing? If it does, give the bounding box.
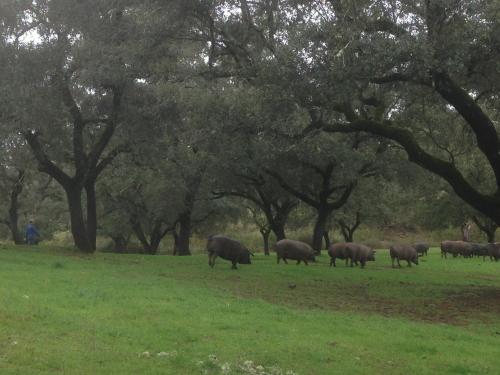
[25,220,40,245]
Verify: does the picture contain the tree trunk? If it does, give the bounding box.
[339,221,351,242]
[323,230,331,249]
[266,168,354,254]
[66,187,93,252]
[477,225,497,243]
[266,202,293,241]
[176,212,192,256]
[461,222,472,242]
[111,235,128,253]
[8,220,23,245]
[271,223,286,241]
[172,231,179,255]
[174,170,203,256]
[8,170,25,245]
[340,225,354,242]
[260,228,271,255]
[8,211,22,245]
[487,230,496,243]
[338,213,361,242]
[312,208,330,254]
[22,84,123,253]
[149,227,163,255]
[131,220,158,255]
[472,216,497,243]
[85,182,97,251]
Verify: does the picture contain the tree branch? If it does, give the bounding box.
[22,130,72,188]
[432,71,500,186]
[327,182,356,210]
[265,168,320,209]
[87,86,123,171]
[317,119,500,220]
[54,66,88,173]
[95,143,130,178]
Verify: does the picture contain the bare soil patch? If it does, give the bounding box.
[187,273,500,325]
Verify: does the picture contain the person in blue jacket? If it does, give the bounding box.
[25,220,40,245]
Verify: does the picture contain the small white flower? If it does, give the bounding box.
[22,295,30,299]
[140,351,151,358]
[221,362,231,374]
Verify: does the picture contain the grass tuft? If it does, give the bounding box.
[52,261,65,269]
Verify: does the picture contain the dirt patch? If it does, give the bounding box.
[435,288,500,324]
[337,288,496,325]
[171,267,500,326]
[356,287,500,325]
[211,279,500,326]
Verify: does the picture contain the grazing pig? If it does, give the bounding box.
[390,245,419,268]
[414,242,429,256]
[328,243,350,267]
[207,235,252,269]
[440,240,472,258]
[274,239,316,265]
[345,243,375,268]
[487,242,500,262]
[470,243,489,261]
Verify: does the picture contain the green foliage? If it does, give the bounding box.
[1,0,499,249]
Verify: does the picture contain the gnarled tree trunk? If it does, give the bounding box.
[175,211,192,256]
[66,187,93,252]
[312,208,330,254]
[323,230,331,249]
[130,219,168,255]
[271,223,286,241]
[7,169,25,245]
[23,74,123,253]
[111,235,129,253]
[260,227,271,255]
[472,216,497,243]
[85,183,97,251]
[338,212,362,242]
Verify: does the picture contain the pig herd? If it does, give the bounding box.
[440,240,500,261]
[206,235,500,269]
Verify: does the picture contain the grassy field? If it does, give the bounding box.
[1,244,499,374]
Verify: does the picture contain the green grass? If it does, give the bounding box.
[1,244,499,374]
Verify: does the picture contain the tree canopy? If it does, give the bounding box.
[1,0,498,251]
